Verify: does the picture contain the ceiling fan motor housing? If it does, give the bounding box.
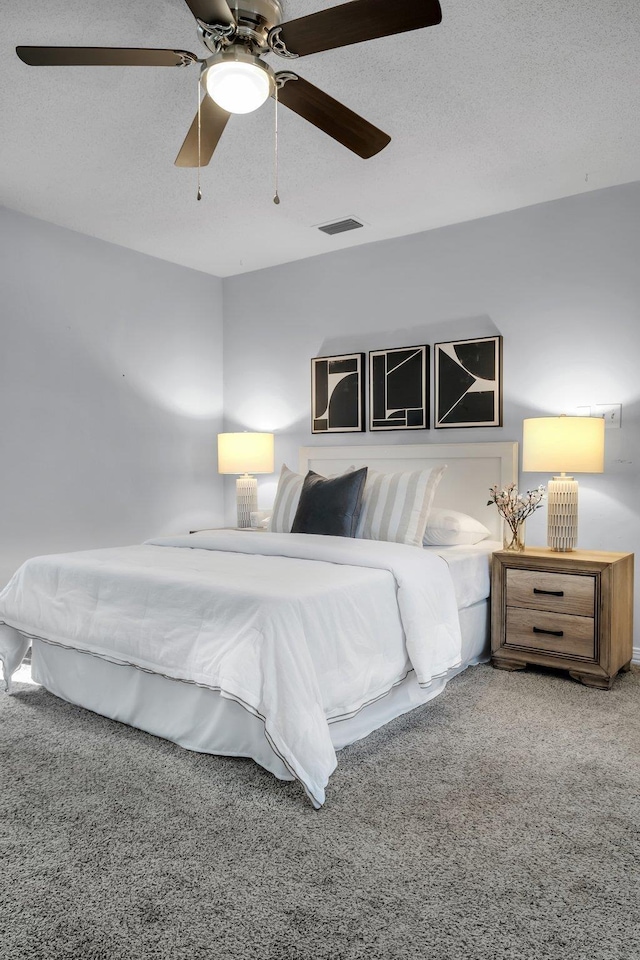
[199,0,284,54]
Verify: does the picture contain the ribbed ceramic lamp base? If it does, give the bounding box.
[547,475,579,551]
[236,475,258,529]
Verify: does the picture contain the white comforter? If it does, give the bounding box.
[0,531,462,807]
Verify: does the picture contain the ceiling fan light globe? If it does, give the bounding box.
[205,61,271,114]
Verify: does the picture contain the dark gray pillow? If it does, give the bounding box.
[291,468,368,538]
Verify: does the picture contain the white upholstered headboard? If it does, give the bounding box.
[299,441,518,542]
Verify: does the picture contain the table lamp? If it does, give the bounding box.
[217,432,275,528]
[522,415,605,551]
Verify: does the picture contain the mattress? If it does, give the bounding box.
[427,540,500,610]
[13,544,496,738]
[4,534,497,805]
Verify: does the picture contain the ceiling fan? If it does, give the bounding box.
[16,0,442,167]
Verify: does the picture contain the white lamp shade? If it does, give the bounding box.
[217,433,274,475]
[522,417,604,474]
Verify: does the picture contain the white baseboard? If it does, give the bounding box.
[633,646,640,665]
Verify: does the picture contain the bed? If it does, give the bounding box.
[0,441,517,807]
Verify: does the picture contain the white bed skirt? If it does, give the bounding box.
[31,600,489,784]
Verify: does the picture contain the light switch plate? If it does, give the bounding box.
[593,403,622,429]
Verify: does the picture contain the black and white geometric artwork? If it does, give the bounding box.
[434,336,503,428]
[369,346,429,431]
[311,353,365,433]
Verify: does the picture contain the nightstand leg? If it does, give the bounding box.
[491,657,527,672]
[621,660,632,673]
[569,671,614,690]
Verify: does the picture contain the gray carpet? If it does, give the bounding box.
[1,664,639,960]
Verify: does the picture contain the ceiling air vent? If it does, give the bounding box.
[318,218,364,236]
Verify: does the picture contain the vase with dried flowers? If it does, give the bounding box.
[488,483,545,551]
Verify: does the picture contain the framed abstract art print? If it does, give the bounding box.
[434,336,503,428]
[311,353,365,434]
[369,345,429,431]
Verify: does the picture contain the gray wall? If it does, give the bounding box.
[223,182,640,646]
[0,207,225,589]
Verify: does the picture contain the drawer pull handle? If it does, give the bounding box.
[533,626,564,638]
[533,588,564,597]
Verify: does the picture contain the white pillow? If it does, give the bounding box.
[356,465,446,548]
[423,508,491,546]
[269,464,355,533]
[269,464,305,533]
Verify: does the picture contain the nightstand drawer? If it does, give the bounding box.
[506,569,595,617]
[505,607,595,659]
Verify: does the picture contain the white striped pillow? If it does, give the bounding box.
[269,465,304,533]
[356,465,446,547]
[269,464,356,533]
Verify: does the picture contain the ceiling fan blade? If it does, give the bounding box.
[182,0,235,26]
[175,96,231,167]
[275,0,442,57]
[16,47,198,67]
[275,74,390,159]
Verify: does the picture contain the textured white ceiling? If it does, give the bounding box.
[1,0,639,277]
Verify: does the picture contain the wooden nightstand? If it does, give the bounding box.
[491,547,634,689]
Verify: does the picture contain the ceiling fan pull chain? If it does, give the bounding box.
[197,74,202,201]
[273,83,280,205]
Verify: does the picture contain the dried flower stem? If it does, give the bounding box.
[487,482,545,545]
